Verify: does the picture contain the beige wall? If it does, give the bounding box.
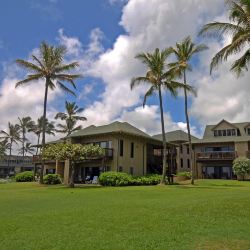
[235,142,248,157]
[176,144,192,172]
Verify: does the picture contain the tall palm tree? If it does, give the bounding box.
[32,117,55,155]
[169,36,207,184]
[131,48,194,184]
[17,117,35,158]
[199,0,250,76]
[18,142,35,156]
[15,42,81,183]
[0,123,21,156]
[55,101,87,136]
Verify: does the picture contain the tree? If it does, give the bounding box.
[55,101,87,136]
[0,139,9,158]
[15,42,81,183]
[169,36,207,184]
[199,0,250,76]
[0,122,20,156]
[17,117,35,158]
[43,143,104,188]
[131,48,194,184]
[233,157,250,180]
[18,142,35,156]
[32,117,55,155]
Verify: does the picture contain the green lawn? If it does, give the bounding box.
[0,180,250,250]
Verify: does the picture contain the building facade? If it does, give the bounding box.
[193,120,250,179]
[0,156,34,178]
[36,121,176,184]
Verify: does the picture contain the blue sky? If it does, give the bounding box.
[0,0,249,140]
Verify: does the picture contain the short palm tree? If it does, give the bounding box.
[55,101,87,136]
[15,42,81,183]
[32,117,55,155]
[131,48,194,184]
[17,117,35,158]
[18,142,35,156]
[0,123,21,156]
[0,139,9,158]
[199,0,250,76]
[169,36,207,184]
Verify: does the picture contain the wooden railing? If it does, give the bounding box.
[196,151,237,161]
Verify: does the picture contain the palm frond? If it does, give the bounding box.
[16,59,43,73]
[130,76,152,90]
[57,81,76,96]
[143,86,155,107]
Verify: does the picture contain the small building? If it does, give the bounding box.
[0,155,34,178]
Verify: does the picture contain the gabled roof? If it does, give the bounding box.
[211,119,237,130]
[192,121,250,144]
[153,130,199,143]
[68,121,156,141]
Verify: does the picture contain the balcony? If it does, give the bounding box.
[196,151,237,161]
[32,148,113,163]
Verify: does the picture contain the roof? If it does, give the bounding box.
[153,130,199,143]
[68,121,159,141]
[192,121,250,144]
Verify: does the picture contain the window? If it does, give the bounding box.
[180,145,183,153]
[129,167,134,175]
[181,158,183,168]
[223,130,226,136]
[232,129,236,136]
[187,146,189,154]
[130,142,134,158]
[187,159,190,168]
[237,129,241,136]
[218,130,222,136]
[118,166,123,172]
[227,129,232,136]
[119,140,123,157]
[248,128,250,135]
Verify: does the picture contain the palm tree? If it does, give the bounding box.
[17,117,35,158]
[169,36,207,184]
[32,117,55,155]
[199,0,250,76]
[15,42,81,183]
[0,139,9,158]
[55,101,87,136]
[0,123,21,156]
[18,142,35,156]
[131,48,194,184]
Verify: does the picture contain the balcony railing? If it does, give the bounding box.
[196,151,237,161]
[33,148,113,163]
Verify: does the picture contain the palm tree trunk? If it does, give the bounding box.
[158,85,167,185]
[183,70,194,185]
[22,129,25,158]
[69,161,75,188]
[40,79,49,184]
[36,134,40,155]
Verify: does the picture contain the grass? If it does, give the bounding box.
[0,180,250,250]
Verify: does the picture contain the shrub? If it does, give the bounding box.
[233,157,250,180]
[176,171,191,179]
[99,172,161,186]
[43,174,61,185]
[15,171,33,182]
[99,172,132,186]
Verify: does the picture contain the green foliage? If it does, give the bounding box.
[99,172,132,186]
[43,143,104,162]
[15,171,33,182]
[43,174,61,185]
[233,157,250,179]
[176,171,191,179]
[99,172,161,186]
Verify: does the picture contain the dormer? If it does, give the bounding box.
[212,119,240,137]
[244,123,250,135]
